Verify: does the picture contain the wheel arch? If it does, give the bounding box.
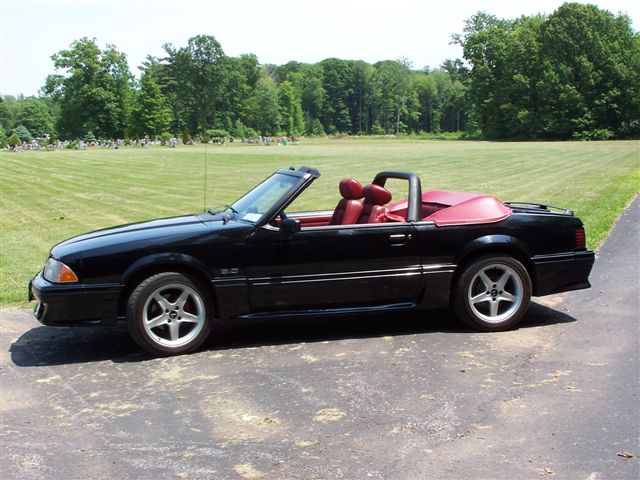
[453,235,536,294]
[118,254,218,318]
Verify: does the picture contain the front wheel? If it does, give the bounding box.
[452,255,532,331]
[126,272,213,356]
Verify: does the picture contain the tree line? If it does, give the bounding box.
[1,2,637,146]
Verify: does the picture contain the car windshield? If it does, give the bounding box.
[228,173,300,223]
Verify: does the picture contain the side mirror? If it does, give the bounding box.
[280,218,301,236]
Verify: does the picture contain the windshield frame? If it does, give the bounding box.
[226,169,313,226]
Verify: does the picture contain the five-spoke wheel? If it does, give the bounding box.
[127,272,212,356]
[453,255,531,331]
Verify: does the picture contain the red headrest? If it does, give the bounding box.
[363,184,392,205]
[339,178,364,200]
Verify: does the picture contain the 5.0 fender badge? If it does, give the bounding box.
[220,268,239,275]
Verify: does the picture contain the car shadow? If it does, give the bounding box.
[9,301,575,367]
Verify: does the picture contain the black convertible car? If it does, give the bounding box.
[29,167,594,356]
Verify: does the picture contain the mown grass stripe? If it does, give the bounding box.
[1,139,638,306]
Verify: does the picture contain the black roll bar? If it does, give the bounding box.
[372,171,422,222]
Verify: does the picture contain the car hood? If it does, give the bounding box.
[50,213,239,260]
[56,215,204,246]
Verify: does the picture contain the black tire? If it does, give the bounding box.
[452,254,532,332]
[126,272,213,356]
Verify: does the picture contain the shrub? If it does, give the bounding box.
[13,125,33,142]
[233,120,246,138]
[572,129,614,141]
[370,122,384,135]
[311,119,325,136]
[84,131,96,143]
[160,132,172,144]
[182,128,192,145]
[206,129,227,144]
[7,132,21,147]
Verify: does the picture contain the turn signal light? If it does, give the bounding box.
[43,258,79,283]
[575,227,586,249]
[58,264,79,282]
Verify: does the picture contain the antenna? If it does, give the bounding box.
[203,142,207,212]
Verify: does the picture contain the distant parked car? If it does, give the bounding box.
[29,166,594,356]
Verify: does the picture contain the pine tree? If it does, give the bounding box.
[131,70,173,137]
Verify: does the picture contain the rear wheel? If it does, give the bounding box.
[126,272,213,356]
[452,255,531,331]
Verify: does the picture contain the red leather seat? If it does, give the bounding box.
[357,184,392,223]
[330,179,365,225]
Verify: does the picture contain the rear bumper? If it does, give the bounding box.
[532,250,595,296]
[29,272,122,326]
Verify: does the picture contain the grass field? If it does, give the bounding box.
[1,139,638,306]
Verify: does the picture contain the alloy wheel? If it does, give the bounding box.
[467,263,524,324]
[142,283,206,348]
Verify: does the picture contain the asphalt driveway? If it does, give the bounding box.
[1,197,638,480]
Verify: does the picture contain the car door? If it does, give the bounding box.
[245,222,422,312]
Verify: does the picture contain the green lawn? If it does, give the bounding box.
[1,139,638,306]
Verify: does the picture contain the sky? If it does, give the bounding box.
[1,0,638,97]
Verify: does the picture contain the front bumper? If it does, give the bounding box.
[532,250,595,296]
[29,272,122,326]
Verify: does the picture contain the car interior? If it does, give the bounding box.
[287,177,513,229]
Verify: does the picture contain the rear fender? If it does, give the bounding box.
[456,235,532,264]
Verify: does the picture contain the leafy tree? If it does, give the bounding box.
[14,97,56,138]
[319,58,354,133]
[251,75,281,136]
[289,64,325,135]
[0,98,12,129]
[539,3,639,138]
[438,60,470,131]
[453,12,514,138]
[455,4,639,139]
[373,59,412,134]
[411,72,437,132]
[164,35,227,133]
[223,54,260,128]
[44,37,132,139]
[278,80,304,136]
[350,60,375,133]
[0,126,6,147]
[272,61,303,83]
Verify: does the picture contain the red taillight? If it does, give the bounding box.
[575,227,586,249]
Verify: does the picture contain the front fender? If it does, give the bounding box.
[122,252,211,284]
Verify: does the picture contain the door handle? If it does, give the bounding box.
[389,233,412,246]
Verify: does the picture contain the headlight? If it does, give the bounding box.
[43,258,78,283]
